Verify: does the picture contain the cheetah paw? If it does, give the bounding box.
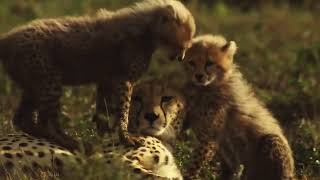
[120,133,143,147]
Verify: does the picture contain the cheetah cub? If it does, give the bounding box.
[0,0,195,150]
[182,35,295,180]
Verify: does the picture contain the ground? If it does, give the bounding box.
[0,0,319,179]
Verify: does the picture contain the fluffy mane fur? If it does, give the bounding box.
[224,66,284,136]
[1,0,196,58]
[191,35,228,48]
[115,0,194,28]
[96,0,196,38]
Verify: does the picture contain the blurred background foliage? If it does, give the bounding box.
[0,0,319,179]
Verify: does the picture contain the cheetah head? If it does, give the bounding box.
[129,83,186,142]
[184,35,237,86]
[150,0,196,61]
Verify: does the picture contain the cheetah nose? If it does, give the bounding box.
[144,112,159,124]
[195,74,204,82]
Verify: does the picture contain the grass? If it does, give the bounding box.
[0,0,319,179]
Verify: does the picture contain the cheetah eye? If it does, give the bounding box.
[188,61,196,67]
[205,60,214,67]
[161,96,174,103]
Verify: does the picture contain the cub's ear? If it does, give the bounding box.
[221,41,237,57]
[165,5,175,17]
[159,5,176,23]
[220,41,237,69]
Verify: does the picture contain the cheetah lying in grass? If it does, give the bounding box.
[0,133,82,179]
[0,82,186,180]
[0,133,181,180]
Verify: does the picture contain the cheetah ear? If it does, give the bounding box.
[165,5,176,17]
[219,41,237,70]
[221,41,237,58]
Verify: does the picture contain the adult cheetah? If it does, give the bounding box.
[0,82,187,180]
[0,133,182,180]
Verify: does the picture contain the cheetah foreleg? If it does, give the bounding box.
[118,81,141,146]
[258,134,296,180]
[185,140,219,180]
[185,105,228,179]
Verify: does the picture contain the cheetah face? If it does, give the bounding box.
[129,83,185,140]
[184,35,237,86]
[153,2,195,61]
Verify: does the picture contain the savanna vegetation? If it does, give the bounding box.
[0,0,319,179]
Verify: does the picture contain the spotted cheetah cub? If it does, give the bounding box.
[182,35,295,180]
[0,0,195,150]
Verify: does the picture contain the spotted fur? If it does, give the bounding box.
[0,0,195,150]
[128,82,186,145]
[0,133,182,180]
[0,82,186,179]
[93,135,182,180]
[182,35,295,180]
[0,134,82,179]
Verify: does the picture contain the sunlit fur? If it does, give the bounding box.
[0,134,82,179]
[0,133,182,180]
[183,35,295,180]
[95,0,196,60]
[93,135,182,180]
[129,82,186,144]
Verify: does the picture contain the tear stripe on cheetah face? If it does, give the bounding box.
[128,82,186,143]
[0,134,182,180]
